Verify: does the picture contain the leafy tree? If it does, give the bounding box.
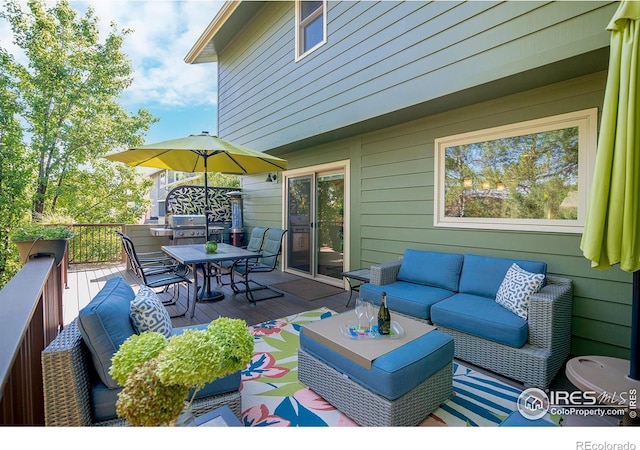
[0,48,30,286]
[1,0,157,219]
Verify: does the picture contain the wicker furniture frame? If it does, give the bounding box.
[370,258,573,388]
[41,319,242,426]
[298,348,452,427]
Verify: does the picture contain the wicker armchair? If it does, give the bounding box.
[367,258,573,389]
[41,319,242,426]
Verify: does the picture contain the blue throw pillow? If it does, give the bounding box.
[495,263,545,319]
[130,286,173,338]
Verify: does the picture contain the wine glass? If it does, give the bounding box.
[354,296,365,330]
[364,301,376,336]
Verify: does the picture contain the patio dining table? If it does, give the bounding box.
[161,243,262,318]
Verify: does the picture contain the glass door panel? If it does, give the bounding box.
[286,175,313,275]
[316,172,344,279]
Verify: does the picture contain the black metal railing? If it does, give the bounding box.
[67,224,125,264]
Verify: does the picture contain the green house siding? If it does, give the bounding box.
[217,1,617,153]
[241,71,632,359]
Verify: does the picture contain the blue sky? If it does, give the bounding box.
[1,0,225,145]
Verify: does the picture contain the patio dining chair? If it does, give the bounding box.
[116,230,192,317]
[213,227,269,285]
[229,228,288,303]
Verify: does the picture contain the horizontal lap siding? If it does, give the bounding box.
[218,1,616,151]
[239,71,632,358]
[218,1,627,358]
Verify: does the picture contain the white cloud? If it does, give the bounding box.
[81,1,224,109]
[1,1,223,109]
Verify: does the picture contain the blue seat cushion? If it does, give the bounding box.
[300,327,454,400]
[78,277,136,389]
[458,254,547,299]
[430,294,529,348]
[91,371,241,422]
[397,249,464,291]
[360,281,455,321]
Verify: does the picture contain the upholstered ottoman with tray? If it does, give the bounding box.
[298,312,454,426]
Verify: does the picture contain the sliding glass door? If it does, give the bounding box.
[285,165,346,283]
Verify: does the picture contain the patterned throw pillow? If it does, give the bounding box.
[130,286,173,337]
[495,263,545,320]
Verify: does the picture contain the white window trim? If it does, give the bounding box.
[295,0,327,62]
[433,108,598,233]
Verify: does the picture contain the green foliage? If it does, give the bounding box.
[115,358,189,427]
[0,0,157,219]
[109,317,254,426]
[10,224,73,241]
[109,332,168,386]
[157,317,254,389]
[0,48,30,286]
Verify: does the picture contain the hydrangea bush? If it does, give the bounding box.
[109,317,254,426]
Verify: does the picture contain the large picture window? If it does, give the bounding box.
[295,0,326,60]
[433,108,597,233]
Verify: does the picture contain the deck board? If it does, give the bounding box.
[64,263,352,328]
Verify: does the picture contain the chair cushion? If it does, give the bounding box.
[130,286,173,337]
[397,249,464,291]
[360,281,455,321]
[495,264,545,319]
[92,321,241,422]
[78,277,136,389]
[300,327,454,400]
[91,370,241,422]
[431,293,529,348]
[458,254,547,299]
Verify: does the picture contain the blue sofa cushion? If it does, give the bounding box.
[78,277,136,389]
[300,327,454,400]
[360,281,455,321]
[397,249,464,291]
[91,369,241,422]
[458,254,546,299]
[431,293,529,348]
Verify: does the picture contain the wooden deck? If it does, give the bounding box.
[63,262,353,329]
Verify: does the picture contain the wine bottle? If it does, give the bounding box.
[378,292,391,335]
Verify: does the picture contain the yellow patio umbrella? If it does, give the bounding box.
[571,0,640,406]
[105,132,287,238]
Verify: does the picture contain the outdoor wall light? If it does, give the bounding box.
[481,180,491,190]
[496,182,505,191]
[463,177,472,188]
[266,173,278,183]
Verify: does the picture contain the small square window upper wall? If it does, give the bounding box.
[295,0,327,61]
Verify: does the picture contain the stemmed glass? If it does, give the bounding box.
[355,296,365,330]
[364,301,376,336]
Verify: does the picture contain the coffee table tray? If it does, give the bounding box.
[340,320,404,339]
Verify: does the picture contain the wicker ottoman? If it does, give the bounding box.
[298,315,454,427]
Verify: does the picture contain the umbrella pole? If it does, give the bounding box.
[203,154,210,242]
[631,271,640,380]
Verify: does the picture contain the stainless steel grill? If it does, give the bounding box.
[168,214,207,245]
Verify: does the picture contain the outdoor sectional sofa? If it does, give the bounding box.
[41,277,242,426]
[359,249,573,389]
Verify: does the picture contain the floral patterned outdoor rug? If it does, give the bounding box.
[240,307,526,427]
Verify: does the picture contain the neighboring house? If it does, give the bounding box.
[186,1,627,359]
[147,169,202,222]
